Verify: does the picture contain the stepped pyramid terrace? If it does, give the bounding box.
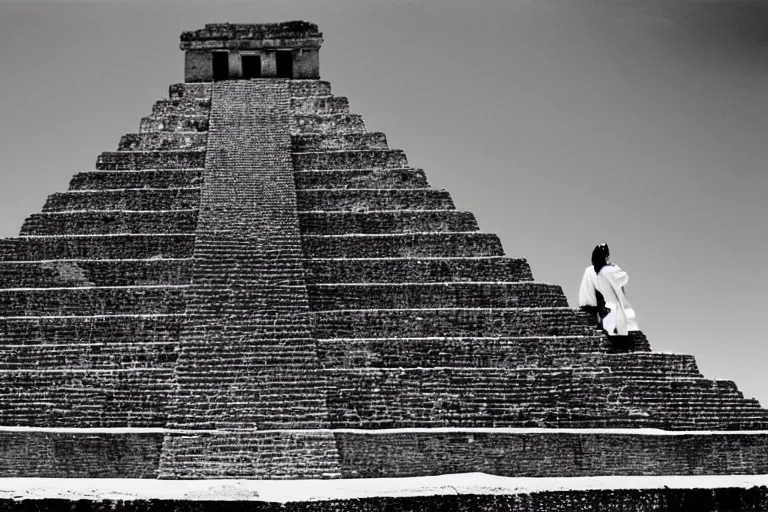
[1,21,768,511]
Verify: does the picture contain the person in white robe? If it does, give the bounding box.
[578,243,639,336]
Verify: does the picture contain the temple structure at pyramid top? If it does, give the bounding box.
[0,21,766,484]
[181,22,323,81]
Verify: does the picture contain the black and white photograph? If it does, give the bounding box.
[0,0,766,509]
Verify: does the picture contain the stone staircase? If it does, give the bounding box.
[0,82,211,432]
[156,80,342,479]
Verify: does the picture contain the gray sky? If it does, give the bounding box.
[0,0,767,404]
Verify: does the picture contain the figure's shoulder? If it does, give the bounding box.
[583,265,595,276]
[600,263,620,274]
[601,264,629,285]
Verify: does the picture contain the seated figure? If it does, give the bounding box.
[579,243,639,339]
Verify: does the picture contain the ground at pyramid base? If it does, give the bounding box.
[0,20,766,511]
[3,474,768,510]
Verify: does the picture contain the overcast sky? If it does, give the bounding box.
[0,0,766,404]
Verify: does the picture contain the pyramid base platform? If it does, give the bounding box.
[2,474,768,511]
[2,428,768,479]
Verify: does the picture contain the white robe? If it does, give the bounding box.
[578,264,639,336]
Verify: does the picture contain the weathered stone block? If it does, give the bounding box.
[0,430,163,478]
[159,431,340,479]
[294,169,428,190]
[325,367,615,428]
[318,335,609,369]
[599,352,700,377]
[180,22,323,51]
[0,234,195,261]
[69,170,203,190]
[296,189,454,212]
[292,132,388,152]
[0,369,172,426]
[293,150,407,171]
[298,211,477,235]
[325,368,768,430]
[292,113,366,135]
[168,82,213,99]
[96,151,206,170]
[0,340,178,369]
[312,307,595,339]
[294,48,321,79]
[306,282,568,310]
[302,233,504,258]
[291,96,349,116]
[0,316,183,345]
[303,257,533,284]
[0,260,192,288]
[335,431,768,478]
[140,115,209,133]
[0,286,187,316]
[151,97,211,116]
[42,189,200,212]
[287,80,332,97]
[118,133,208,152]
[183,51,214,83]
[21,211,199,235]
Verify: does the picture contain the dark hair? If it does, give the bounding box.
[591,243,610,275]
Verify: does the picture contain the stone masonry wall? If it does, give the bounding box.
[335,431,768,478]
[0,431,163,478]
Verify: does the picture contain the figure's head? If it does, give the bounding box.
[591,243,610,274]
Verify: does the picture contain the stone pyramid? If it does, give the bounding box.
[1,21,767,485]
